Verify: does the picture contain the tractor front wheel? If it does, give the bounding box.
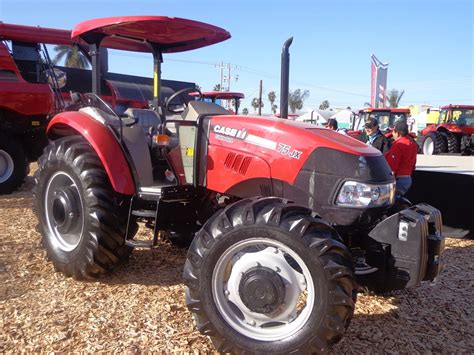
[34,136,135,279]
[184,197,357,353]
[422,132,447,155]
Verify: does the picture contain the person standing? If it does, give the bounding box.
[384,121,418,197]
[360,117,391,153]
[324,118,348,135]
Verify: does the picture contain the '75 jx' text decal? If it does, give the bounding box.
[277,143,302,159]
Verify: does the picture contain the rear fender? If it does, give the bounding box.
[47,111,136,195]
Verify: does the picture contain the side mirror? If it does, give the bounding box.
[426,108,431,114]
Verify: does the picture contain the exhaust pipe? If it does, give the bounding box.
[280,37,293,119]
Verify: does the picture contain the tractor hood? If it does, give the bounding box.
[205,115,394,226]
[71,16,231,53]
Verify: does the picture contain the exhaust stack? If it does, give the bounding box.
[280,37,293,119]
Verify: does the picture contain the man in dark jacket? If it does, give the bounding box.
[360,117,391,153]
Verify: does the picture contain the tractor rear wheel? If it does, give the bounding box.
[0,135,28,194]
[184,197,357,353]
[34,136,136,279]
[422,132,447,155]
[446,133,459,154]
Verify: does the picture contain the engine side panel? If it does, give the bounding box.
[205,115,380,193]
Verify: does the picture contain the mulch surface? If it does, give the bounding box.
[1,165,473,353]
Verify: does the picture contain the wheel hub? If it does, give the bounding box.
[0,150,14,183]
[239,266,286,314]
[44,171,84,252]
[52,186,80,234]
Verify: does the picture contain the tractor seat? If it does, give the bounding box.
[124,108,162,132]
[125,108,182,151]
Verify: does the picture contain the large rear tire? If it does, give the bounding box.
[184,197,357,353]
[34,136,135,279]
[446,133,459,154]
[422,132,447,155]
[0,135,28,194]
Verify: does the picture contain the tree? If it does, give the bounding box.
[268,91,277,114]
[242,108,249,115]
[319,100,330,110]
[288,89,309,113]
[53,45,89,69]
[213,84,222,91]
[387,89,405,108]
[251,97,264,113]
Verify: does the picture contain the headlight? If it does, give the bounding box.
[336,181,395,207]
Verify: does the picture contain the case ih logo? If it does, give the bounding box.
[212,125,248,139]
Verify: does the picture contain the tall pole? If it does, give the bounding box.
[220,61,224,91]
[258,80,263,116]
[280,37,293,119]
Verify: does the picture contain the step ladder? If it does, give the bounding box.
[124,187,163,248]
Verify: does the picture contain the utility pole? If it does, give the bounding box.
[258,80,263,116]
[219,61,224,91]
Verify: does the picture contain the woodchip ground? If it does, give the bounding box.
[1,164,472,353]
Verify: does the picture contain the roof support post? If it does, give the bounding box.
[90,42,102,96]
[151,46,163,115]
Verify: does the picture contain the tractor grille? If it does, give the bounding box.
[224,153,252,175]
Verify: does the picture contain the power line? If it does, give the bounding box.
[107,50,473,103]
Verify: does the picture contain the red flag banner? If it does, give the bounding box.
[370,54,389,108]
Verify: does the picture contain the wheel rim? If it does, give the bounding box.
[44,171,84,252]
[423,137,434,155]
[0,149,14,183]
[212,237,315,341]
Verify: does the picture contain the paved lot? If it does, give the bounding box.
[416,154,474,175]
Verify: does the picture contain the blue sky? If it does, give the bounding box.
[1,0,473,113]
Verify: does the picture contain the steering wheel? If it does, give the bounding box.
[165,87,202,114]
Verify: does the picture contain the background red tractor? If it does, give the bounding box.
[0,22,195,194]
[348,107,411,140]
[419,104,474,155]
[190,90,245,114]
[34,16,444,353]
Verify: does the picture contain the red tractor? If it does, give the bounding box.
[0,23,69,193]
[190,90,245,114]
[0,22,196,194]
[420,104,474,155]
[348,107,412,140]
[34,16,444,353]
